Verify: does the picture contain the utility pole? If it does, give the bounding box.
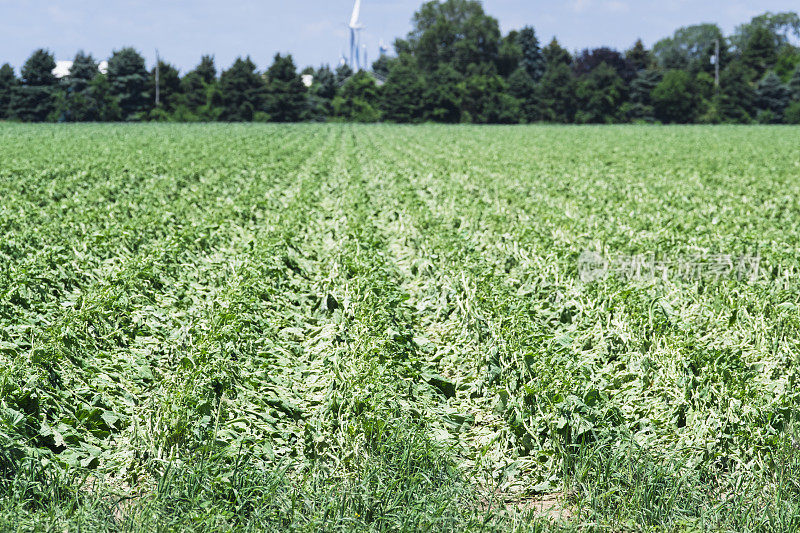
[155,49,160,107]
[714,39,720,96]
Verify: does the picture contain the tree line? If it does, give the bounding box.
[1,0,800,124]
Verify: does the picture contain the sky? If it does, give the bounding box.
[1,0,798,73]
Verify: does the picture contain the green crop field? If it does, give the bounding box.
[1,123,799,531]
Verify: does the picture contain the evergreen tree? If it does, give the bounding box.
[518,26,545,82]
[195,55,217,85]
[543,38,571,67]
[575,62,626,123]
[629,69,661,105]
[335,64,354,86]
[265,54,307,122]
[179,56,218,116]
[11,49,58,122]
[67,52,98,93]
[88,73,121,121]
[372,55,392,78]
[180,72,207,113]
[422,63,464,123]
[537,62,577,122]
[380,55,425,122]
[497,31,522,77]
[756,72,791,122]
[314,67,337,101]
[107,48,149,120]
[574,47,634,82]
[508,67,539,122]
[333,71,380,122]
[0,63,19,119]
[218,56,265,121]
[718,61,756,122]
[742,26,778,79]
[626,39,651,72]
[63,52,102,121]
[622,69,661,122]
[307,65,337,120]
[651,69,699,123]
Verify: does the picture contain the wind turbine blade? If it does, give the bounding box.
[350,28,355,67]
[349,0,362,28]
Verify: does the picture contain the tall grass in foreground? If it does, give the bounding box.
[2,427,798,531]
[564,434,800,531]
[1,418,502,532]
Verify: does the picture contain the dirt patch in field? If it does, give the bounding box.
[480,491,573,521]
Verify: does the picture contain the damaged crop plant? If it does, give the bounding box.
[1,122,799,531]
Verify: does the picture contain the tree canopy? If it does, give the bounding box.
[0,6,797,125]
[12,49,58,122]
[107,48,149,120]
[405,0,501,74]
[265,54,306,122]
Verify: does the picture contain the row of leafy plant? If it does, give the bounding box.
[2,123,800,530]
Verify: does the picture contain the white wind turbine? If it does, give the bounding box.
[348,0,364,70]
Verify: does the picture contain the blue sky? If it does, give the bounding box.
[1,0,798,73]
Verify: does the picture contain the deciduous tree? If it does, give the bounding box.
[333,71,381,122]
[653,24,727,75]
[652,69,698,123]
[789,65,800,100]
[406,0,501,74]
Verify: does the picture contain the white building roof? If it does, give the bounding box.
[52,60,109,79]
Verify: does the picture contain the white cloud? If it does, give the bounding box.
[604,1,630,12]
[572,0,592,13]
[572,0,629,13]
[302,20,334,37]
